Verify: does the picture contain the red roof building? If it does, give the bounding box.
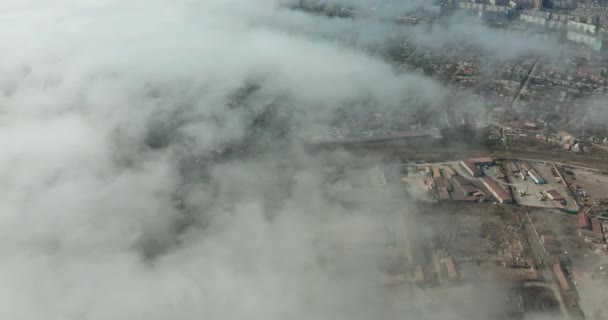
[591,218,604,242]
[578,208,591,229]
[467,157,494,166]
[546,190,565,202]
[480,176,513,204]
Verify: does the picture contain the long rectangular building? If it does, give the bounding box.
[467,157,494,166]
[578,207,591,229]
[460,160,482,177]
[443,166,457,179]
[480,176,513,204]
[591,218,604,242]
[528,168,546,184]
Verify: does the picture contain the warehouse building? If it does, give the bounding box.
[481,176,513,204]
[443,166,457,179]
[528,168,546,184]
[451,176,478,196]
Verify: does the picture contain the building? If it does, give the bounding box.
[578,209,591,229]
[443,166,457,179]
[524,121,537,130]
[435,177,453,192]
[566,31,603,51]
[528,168,546,184]
[414,265,425,286]
[438,188,451,201]
[591,218,604,242]
[546,189,565,202]
[461,160,483,177]
[563,45,592,60]
[442,257,458,280]
[432,167,442,178]
[552,259,571,292]
[467,157,494,166]
[567,20,597,34]
[520,10,549,25]
[480,176,513,204]
[451,176,478,196]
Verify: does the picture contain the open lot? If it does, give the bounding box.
[563,168,608,203]
[401,166,434,202]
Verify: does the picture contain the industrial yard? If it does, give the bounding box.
[320,159,603,319]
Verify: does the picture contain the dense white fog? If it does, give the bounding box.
[0,1,562,319]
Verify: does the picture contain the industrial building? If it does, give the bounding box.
[528,168,546,184]
[451,176,479,196]
[480,176,513,204]
[460,160,483,177]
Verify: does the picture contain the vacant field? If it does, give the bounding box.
[565,168,608,203]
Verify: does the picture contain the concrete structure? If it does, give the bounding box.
[461,160,482,177]
[481,176,513,203]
